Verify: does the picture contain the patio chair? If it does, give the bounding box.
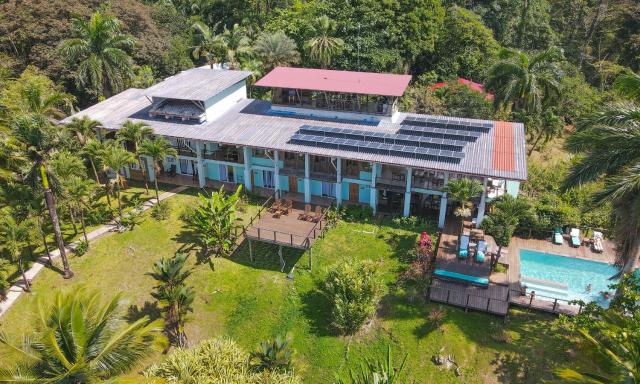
[570,228,581,247]
[553,227,563,245]
[592,231,604,253]
[311,206,323,222]
[458,235,470,259]
[299,204,312,220]
[475,240,487,263]
[269,198,282,213]
[282,199,293,215]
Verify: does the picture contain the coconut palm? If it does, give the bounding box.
[482,195,531,268]
[10,115,73,278]
[16,78,74,120]
[139,136,177,205]
[0,215,37,291]
[83,138,108,193]
[0,287,166,382]
[564,102,640,277]
[305,16,344,68]
[51,150,86,235]
[253,31,300,71]
[58,11,135,99]
[191,21,224,68]
[100,141,135,222]
[443,178,484,236]
[117,120,154,194]
[66,115,100,147]
[485,47,564,114]
[65,176,95,244]
[221,23,252,69]
[613,70,640,101]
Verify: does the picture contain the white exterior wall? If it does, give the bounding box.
[271,105,400,124]
[204,82,247,122]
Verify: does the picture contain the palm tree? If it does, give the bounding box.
[148,253,194,347]
[0,216,36,291]
[100,141,135,222]
[16,78,74,120]
[83,138,108,193]
[66,176,95,244]
[221,23,252,69]
[482,195,531,268]
[305,16,344,68]
[443,178,484,236]
[564,72,640,278]
[117,120,154,194]
[253,31,300,71]
[613,70,640,101]
[139,136,177,205]
[11,115,74,279]
[58,11,135,99]
[51,150,86,235]
[66,115,100,147]
[485,47,564,114]
[0,287,166,381]
[191,21,224,68]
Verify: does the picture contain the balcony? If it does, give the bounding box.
[202,149,244,164]
[376,170,407,192]
[412,170,446,191]
[171,145,197,158]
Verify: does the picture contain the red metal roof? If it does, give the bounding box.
[255,67,412,97]
[492,121,516,172]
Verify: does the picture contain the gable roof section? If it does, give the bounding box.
[492,121,516,172]
[145,68,251,102]
[255,67,412,97]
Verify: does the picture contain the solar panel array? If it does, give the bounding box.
[287,118,495,164]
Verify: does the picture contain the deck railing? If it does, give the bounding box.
[508,289,583,316]
[428,284,509,316]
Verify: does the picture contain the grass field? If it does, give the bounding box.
[0,188,583,383]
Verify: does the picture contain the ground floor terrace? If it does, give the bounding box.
[123,140,519,230]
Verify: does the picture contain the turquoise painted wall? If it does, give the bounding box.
[253,170,264,187]
[341,182,350,201]
[251,157,283,168]
[360,171,372,181]
[279,175,289,191]
[206,163,220,180]
[359,184,370,204]
[310,180,322,196]
[235,166,244,184]
[297,178,304,193]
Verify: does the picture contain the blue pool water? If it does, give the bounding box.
[519,249,618,307]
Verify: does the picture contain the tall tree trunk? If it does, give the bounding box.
[104,183,112,207]
[115,180,123,222]
[68,203,78,235]
[19,258,30,292]
[154,177,161,207]
[90,158,100,184]
[78,202,88,244]
[41,165,73,279]
[528,133,545,156]
[38,217,52,266]
[138,156,149,194]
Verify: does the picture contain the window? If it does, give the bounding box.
[262,170,275,188]
[321,181,336,197]
[179,159,194,175]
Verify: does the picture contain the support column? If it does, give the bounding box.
[274,150,280,197]
[195,141,205,188]
[336,157,343,206]
[243,146,252,192]
[403,167,412,217]
[477,177,488,228]
[146,155,155,182]
[370,162,378,214]
[304,153,311,203]
[438,172,450,229]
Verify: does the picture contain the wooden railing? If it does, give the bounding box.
[428,285,509,316]
[508,289,584,316]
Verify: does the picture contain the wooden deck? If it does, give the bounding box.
[429,279,510,316]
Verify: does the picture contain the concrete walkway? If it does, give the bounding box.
[0,185,189,318]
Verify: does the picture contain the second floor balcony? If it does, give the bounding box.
[202,146,244,164]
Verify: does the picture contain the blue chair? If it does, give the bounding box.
[458,235,470,259]
[475,240,487,263]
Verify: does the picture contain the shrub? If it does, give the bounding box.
[145,338,302,383]
[179,204,196,222]
[151,202,171,220]
[322,259,383,335]
[250,335,294,372]
[120,208,145,231]
[73,240,89,256]
[428,307,446,329]
[85,204,113,226]
[0,259,11,300]
[343,204,373,222]
[324,204,345,227]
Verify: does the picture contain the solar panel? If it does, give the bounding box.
[401,116,492,133]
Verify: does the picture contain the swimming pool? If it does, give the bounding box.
[519,249,618,307]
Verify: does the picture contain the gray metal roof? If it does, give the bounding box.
[62,90,527,181]
[144,68,251,101]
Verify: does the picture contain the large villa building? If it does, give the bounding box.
[64,66,527,229]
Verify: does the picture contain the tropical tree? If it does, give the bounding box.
[51,150,86,235]
[443,177,484,236]
[83,138,108,199]
[613,70,640,101]
[305,16,344,68]
[253,31,300,71]
[10,115,73,278]
[148,253,195,347]
[563,72,640,278]
[58,11,136,99]
[0,287,165,382]
[250,335,295,372]
[221,23,252,69]
[191,21,224,68]
[66,115,100,147]
[485,47,564,114]
[482,195,531,268]
[139,136,177,205]
[184,186,243,263]
[117,120,154,193]
[0,215,37,291]
[100,141,135,222]
[65,176,95,244]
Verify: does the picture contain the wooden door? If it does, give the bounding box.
[289,176,298,193]
[349,183,359,202]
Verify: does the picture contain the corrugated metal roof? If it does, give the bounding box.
[145,68,251,101]
[255,67,412,97]
[62,92,527,181]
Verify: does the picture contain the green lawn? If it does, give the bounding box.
[0,188,585,383]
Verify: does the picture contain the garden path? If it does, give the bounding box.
[0,185,189,318]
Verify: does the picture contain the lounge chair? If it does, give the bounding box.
[475,240,487,263]
[269,198,282,213]
[458,235,470,259]
[592,231,604,253]
[570,228,581,247]
[299,204,312,220]
[282,199,293,215]
[311,206,323,222]
[553,227,563,245]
